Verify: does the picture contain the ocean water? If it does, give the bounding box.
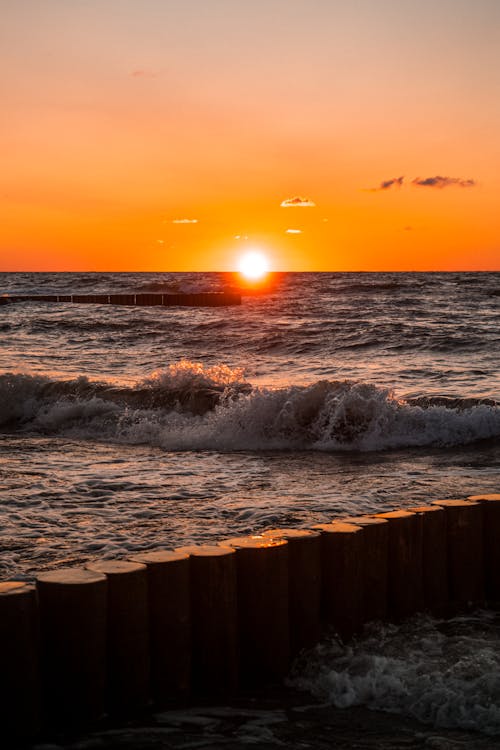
[1,270,500,741]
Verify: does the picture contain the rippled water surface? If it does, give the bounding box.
[1,271,499,578]
[2,271,500,395]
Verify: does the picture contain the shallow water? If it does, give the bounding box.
[1,435,499,581]
[290,611,500,737]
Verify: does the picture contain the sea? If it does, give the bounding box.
[1,270,499,747]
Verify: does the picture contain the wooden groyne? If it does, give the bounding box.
[0,292,241,307]
[1,493,499,743]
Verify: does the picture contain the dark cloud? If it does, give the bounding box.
[412,176,476,189]
[280,196,316,207]
[367,176,404,192]
[367,175,476,192]
[381,176,404,190]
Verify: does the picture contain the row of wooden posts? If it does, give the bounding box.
[1,494,499,743]
[0,292,241,307]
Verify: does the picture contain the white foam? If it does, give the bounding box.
[1,365,500,452]
[288,613,500,736]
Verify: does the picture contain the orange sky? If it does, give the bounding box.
[1,0,499,271]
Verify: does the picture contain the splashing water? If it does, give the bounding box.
[289,611,500,736]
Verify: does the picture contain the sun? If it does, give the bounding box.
[238,250,270,280]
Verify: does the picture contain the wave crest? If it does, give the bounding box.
[1,365,499,452]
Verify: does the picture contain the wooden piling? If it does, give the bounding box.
[311,523,364,640]
[135,293,163,306]
[36,568,107,729]
[2,487,496,742]
[72,294,109,304]
[408,505,448,615]
[86,560,150,714]
[108,294,136,305]
[162,294,181,306]
[334,516,389,623]
[0,582,40,741]
[221,535,289,686]
[432,499,484,609]
[2,292,241,307]
[129,550,191,704]
[373,510,423,620]
[175,545,238,695]
[468,494,500,603]
[262,528,321,655]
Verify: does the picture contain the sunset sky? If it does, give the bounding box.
[2,0,499,271]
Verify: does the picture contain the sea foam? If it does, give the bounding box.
[289,612,500,735]
[1,362,499,452]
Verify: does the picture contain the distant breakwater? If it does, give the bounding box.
[1,493,499,744]
[0,292,241,307]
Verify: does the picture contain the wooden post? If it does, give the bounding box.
[0,582,40,742]
[36,568,107,729]
[130,550,191,704]
[408,505,448,615]
[432,499,484,609]
[468,494,500,604]
[310,523,364,640]
[334,516,389,623]
[109,294,136,305]
[221,535,289,686]
[86,560,150,714]
[374,510,423,620]
[175,545,238,695]
[135,294,163,306]
[262,528,322,655]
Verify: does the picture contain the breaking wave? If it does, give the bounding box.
[1,361,499,452]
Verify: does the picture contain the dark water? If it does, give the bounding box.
[1,271,499,576]
[1,271,500,740]
[2,271,500,396]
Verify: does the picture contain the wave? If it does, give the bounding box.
[133,277,227,295]
[1,362,499,451]
[25,317,173,335]
[332,281,408,294]
[289,612,500,736]
[133,280,187,294]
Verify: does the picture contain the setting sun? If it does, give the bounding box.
[238,250,270,280]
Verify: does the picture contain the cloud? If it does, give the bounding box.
[286,228,302,234]
[412,176,476,189]
[172,219,199,224]
[131,69,158,78]
[381,176,404,190]
[369,176,404,191]
[367,174,477,192]
[280,196,316,207]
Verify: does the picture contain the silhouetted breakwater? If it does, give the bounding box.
[0,292,241,307]
[1,493,499,744]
